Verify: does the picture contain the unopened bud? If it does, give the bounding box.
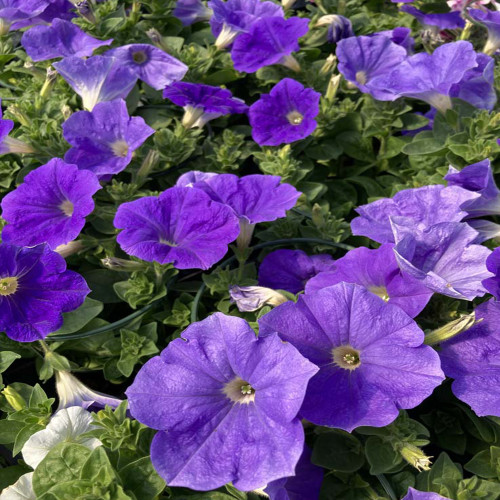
[312,203,325,228]
[101,257,148,272]
[229,285,288,312]
[424,313,479,346]
[55,240,85,258]
[2,386,26,411]
[77,1,96,23]
[326,74,342,101]
[7,105,30,128]
[136,149,160,180]
[146,28,168,51]
[320,54,337,75]
[61,104,72,121]
[398,443,432,471]
[40,67,58,98]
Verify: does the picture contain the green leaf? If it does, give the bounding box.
[52,298,104,335]
[416,452,462,498]
[80,447,116,485]
[312,429,364,472]
[402,137,446,156]
[119,456,166,500]
[364,436,402,474]
[33,443,92,497]
[465,446,500,480]
[0,419,24,444]
[0,351,20,372]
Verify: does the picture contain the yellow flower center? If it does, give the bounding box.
[59,200,74,217]
[286,110,304,126]
[355,70,367,85]
[223,377,256,404]
[332,345,361,371]
[110,140,129,158]
[368,286,390,302]
[0,277,18,296]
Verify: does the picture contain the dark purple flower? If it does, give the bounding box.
[208,0,283,49]
[231,16,309,73]
[305,244,433,318]
[163,82,248,128]
[264,446,323,500]
[62,99,154,178]
[374,41,477,113]
[450,53,496,110]
[392,220,492,300]
[258,249,335,294]
[374,27,415,53]
[21,19,112,62]
[336,35,407,101]
[445,159,500,217]
[114,187,240,270]
[0,243,89,342]
[259,282,444,432]
[1,158,101,249]
[106,44,188,91]
[401,5,465,30]
[316,14,353,44]
[403,488,451,500]
[351,185,477,244]
[0,0,48,34]
[248,78,320,146]
[173,0,212,26]
[469,8,500,55]
[439,299,500,417]
[53,55,137,110]
[126,312,318,490]
[482,247,500,298]
[176,170,218,187]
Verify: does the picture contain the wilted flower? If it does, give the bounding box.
[114,187,240,269]
[21,406,101,469]
[0,243,89,342]
[55,371,122,411]
[258,249,335,293]
[398,442,432,471]
[163,82,248,128]
[305,244,433,318]
[126,312,318,490]
[401,6,465,31]
[316,14,354,44]
[392,220,492,300]
[439,299,500,417]
[208,0,284,49]
[1,159,101,249]
[53,55,137,110]
[173,0,213,26]
[21,18,112,61]
[248,78,321,146]
[336,35,407,101]
[62,99,154,178]
[469,8,500,55]
[229,285,288,311]
[259,282,444,431]
[231,16,309,73]
[106,44,188,91]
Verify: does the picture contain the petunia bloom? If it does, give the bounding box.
[53,55,137,110]
[483,247,500,298]
[173,0,213,26]
[114,187,240,270]
[439,299,500,417]
[0,243,89,342]
[248,78,320,146]
[305,244,433,318]
[0,472,35,500]
[106,44,188,91]
[336,35,408,101]
[126,312,318,491]
[373,27,415,53]
[0,0,48,34]
[259,282,444,432]
[351,185,477,244]
[315,14,354,44]
[231,16,309,73]
[176,170,218,187]
[208,0,284,49]
[21,19,112,62]
[373,41,477,113]
[258,249,335,294]
[401,5,465,31]
[403,488,452,500]
[469,8,500,55]
[21,407,101,469]
[163,82,248,128]
[1,159,101,249]
[62,99,154,178]
[392,220,492,300]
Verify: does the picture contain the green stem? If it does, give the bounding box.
[376,475,396,500]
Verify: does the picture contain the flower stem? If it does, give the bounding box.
[376,475,396,500]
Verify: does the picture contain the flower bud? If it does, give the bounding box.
[40,67,58,99]
[398,442,432,471]
[326,74,342,101]
[424,313,478,345]
[2,386,26,411]
[76,1,96,23]
[101,257,148,272]
[229,285,288,312]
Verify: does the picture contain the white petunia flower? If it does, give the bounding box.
[0,472,35,500]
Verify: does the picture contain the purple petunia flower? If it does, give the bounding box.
[445,159,500,217]
[392,220,492,300]
[62,99,154,178]
[21,19,112,62]
[106,44,188,91]
[305,244,433,318]
[176,170,218,187]
[259,282,444,432]
[248,78,320,146]
[114,187,240,270]
[53,55,137,110]
[0,243,89,342]
[190,173,301,246]
[258,249,335,294]
[264,446,323,500]
[374,27,415,53]
[351,185,477,244]
[231,16,309,73]
[482,247,500,298]
[12,0,76,30]
[163,82,248,128]
[126,312,318,491]
[439,299,500,417]
[469,8,500,55]
[208,0,284,49]
[315,14,354,44]
[374,41,477,113]
[401,6,465,31]
[403,488,451,500]
[450,53,496,110]
[0,0,49,34]
[173,0,212,26]
[336,35,408,101]
[1,158,101,249]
